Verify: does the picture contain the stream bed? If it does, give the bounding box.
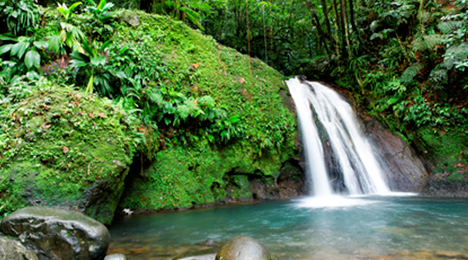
[108,196,468,259]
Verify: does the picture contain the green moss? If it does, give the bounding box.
[0,78,138,223]
[418,127,468,176]
[115,11,298,211]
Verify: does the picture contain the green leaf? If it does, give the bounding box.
[97,0,107,10]
[91,55,106,66]
[99,40,112,53]
[69,2,82,11]
[48,35,60,53]
[0,44,13,55]
[11,41,30,59]
[33,41,48,50]
[24,50,40,69]
[0,34,18,41]
[228,115,241,123]
[86,74,94,93]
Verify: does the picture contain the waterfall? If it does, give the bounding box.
[286,77,390,197]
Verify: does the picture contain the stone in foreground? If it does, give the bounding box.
[0,236,39,260]
[215,236,275,260]
[104,253,127,260]
[0,207,110,260]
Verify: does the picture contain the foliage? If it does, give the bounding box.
[0,0,42,35]
[0,2,298,216]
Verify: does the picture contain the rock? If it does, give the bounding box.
[0,236,39,260]
[215,236,275,260]
[176,254,216,260]
[0,84,133,224]
[121,11,140,27]
[104,253,127,260]
[364,119,428,192]
[423,172,468,197]
[0,207,110,260]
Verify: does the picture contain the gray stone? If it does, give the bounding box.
[0,207,110,260]
[0,236,39,260]
[364,119,428,192]
[104,253,127,260]
[215,236,275,260]
[177,254,216,260]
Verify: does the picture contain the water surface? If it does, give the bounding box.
[109,196,468,259]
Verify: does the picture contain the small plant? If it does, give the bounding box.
[57,2,82,22]
[0,33,47,82]
[70,39,113,96]
[0,0,42,35]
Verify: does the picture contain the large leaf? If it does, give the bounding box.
[97,0,107,10]
[0,44,13,55]
[24,49,40,69]
[11,41,30,59]
[70,51,90,67]
[33,41,48,50]
[91,55,106,66]
[48,35,60,53]
[0,34,18,41]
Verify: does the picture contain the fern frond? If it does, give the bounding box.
[411,34,444,52]
[400,63,423,84]
[443,43,468,69]
[429,67,448,90]
[437,21,462,34]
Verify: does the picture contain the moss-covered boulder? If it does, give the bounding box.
[112,11,299,211]
[415,127,468,196]
[0,79,138,223]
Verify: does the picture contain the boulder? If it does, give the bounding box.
[0,83,134,224]
[364,119,428,192]
[215,236,275,260]
[104,253,127,260]
[0,236,39,260]
[0,207,110,260]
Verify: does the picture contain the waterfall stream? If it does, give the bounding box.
[286,77,390,197]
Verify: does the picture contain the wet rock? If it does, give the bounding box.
[0,236,39,260]
[176,254,216,260]
[104,253,127,260]
[423,172,468,197]
[215,236,275,260]
[364,119,428,192]
[0,207,110,260]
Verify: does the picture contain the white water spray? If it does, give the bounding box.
[286,77,390,197]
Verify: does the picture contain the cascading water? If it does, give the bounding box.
[286,76,390,197]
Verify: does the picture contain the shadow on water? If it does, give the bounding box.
[108,196,468,259]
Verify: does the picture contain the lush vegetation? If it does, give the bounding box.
[1,0,467,219]
[0,0,297,219]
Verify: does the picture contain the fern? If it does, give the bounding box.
[429,66,448,90]
[411,34,444,52]
[443,43,468,69]
[437,21,463,34]
[400,62,423,84]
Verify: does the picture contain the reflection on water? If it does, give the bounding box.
[108,196,468,259]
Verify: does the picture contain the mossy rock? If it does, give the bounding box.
[120,141,285,210]
[416,127,468,175]
[0,79,137,223]
[114,11,298,211]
